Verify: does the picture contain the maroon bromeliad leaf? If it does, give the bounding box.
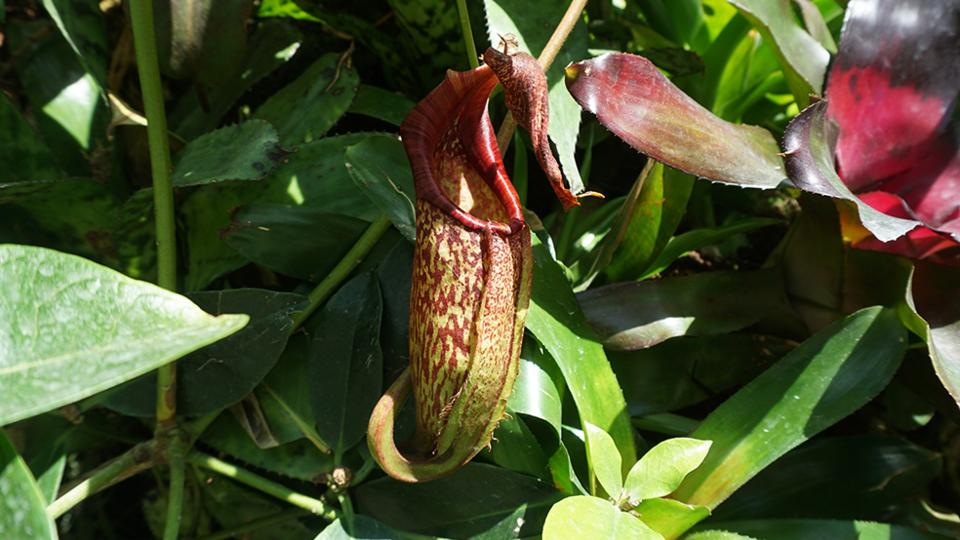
[825,0,960,191]
[565,53,786,189]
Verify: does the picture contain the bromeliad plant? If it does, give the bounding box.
[367,46,583,482]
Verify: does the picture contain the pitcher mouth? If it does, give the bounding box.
[400,64,525,236]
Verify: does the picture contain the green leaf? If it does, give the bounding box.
[154,0,252,85]
[488,413,550,480]
[172,120,287,187]
[0,94,62,183]
[102,289,302,417]
[579,269,800,351]
[0,245,247,426]
[634,498,710,539]
[611,334,794,416]
[622,438,711,506]
[673,307,907,509]
[642,217,782,278]
[310,273,383,456]
[254,53,359,145]
[199,468,314,539]
[584,422,622,498]
[315,516,403,540]
[683,531,756,540]
[693,519,948,540]
[542,496,663,540]
[715,436,942,522]
[170,20,302,138]
[909,262,960,409]
[201,413,333,481]
[605,163,695,281]
[344,135,416,242]
[526,236,637,471]
[256,332,329,449]
[484,0,589,195]
[728,0,830,100]
[41,0,109,92]
[347,84,414,127]
[223,204,368,281]
[6,20,107,175]
[355,463,562,537]
[0,430,56,540]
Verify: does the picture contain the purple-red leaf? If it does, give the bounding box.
[565,53,786,189]
[826,0,960,190]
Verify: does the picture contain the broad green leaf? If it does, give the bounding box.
[584,422,622,498]
[0,94,61,183]
[0,430,56,540]
[579,269,801,351]
[6,20,106,175]
[642,217,783,279]
[716,435,941,521]
[634,498,710,539]
[605,163,695,281]
[344,135,416,242]
[542,496,662,540]
[256,332,329,449]
[683,532,755,540]
[566,53,786,189]
[102,289,302,417]
[909,263,960,409]
[315,516,402,540]
[673,307,907,509]
[635,0,704,46]
[526,236,637,471]
[0,245,247,426]
[310,273,383,456]
[387,0,466,75]
[154,0,252,84]
[611,334,794,416]
[485,0,589,196]
[623,438,712,506]
[41,0,109,91]
[694,519,948,540]
[348,84,414,127]
[180,132,378,290]
[728,0,830,101]
[34,455,65,504]
[172,120,287,186]
[223,204,368,281]
[198,466,314,539]
[201,413,333,482]
[254,53,359,145]
[488,413,550,480]
[170,20,302,138]
[469,505,527,540]
[355,463,562,537]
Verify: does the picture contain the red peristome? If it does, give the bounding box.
[827,66,950,191]
[400,64,524,235]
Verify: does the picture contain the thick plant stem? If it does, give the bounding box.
[290,215,393,328]
[48,440,158,519]
[188,451,339,520]
[127,0,177,428]
[456,0,480,69]
[496,0,590,150]
[129,0,182,536]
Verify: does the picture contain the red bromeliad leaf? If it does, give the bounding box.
[565,53,786,189]
[825,0,960,191]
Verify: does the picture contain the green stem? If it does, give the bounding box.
[48,440,157,519]
[188,451,339,520]
[198,509,309,540]
[291,215,393,328]
[128,0,177,428]
[162,447,186,540]
[456,0,479,69]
